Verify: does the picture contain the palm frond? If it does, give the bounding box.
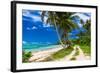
[41,11,46,22]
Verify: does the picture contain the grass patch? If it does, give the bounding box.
[74,48,79,56]
[51,46,73,60]
[41,57,54,62]
[70,57,76,60]
[22,51,32,63]
[80,45,91,56]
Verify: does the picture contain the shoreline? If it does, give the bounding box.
[28,45,63,62]
[24,45,62,52]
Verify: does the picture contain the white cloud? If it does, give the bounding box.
[23,41,27,44]
[22,10,30,16]
[23,10,41,22]
[38,11,42,15]
[31,15,41,22]
[23,10,52,28]
[46,28,55,32]
[32,26,37,29]
[26,26,37,30]
[42,16,52,28]
[43,16,48,23]
[23,10,57,30]
[73,13,90,27]
[74,13,90,22]
[26,27,31,30]
[43,23,51,27]
[78,23,83,27]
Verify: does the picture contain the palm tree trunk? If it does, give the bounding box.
[53,13,65,48]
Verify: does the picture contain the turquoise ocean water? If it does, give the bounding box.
[23,44,60,52]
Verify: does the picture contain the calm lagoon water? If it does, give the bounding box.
[23,44,60,52]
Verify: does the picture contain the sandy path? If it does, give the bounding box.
[75,46,91,60]
[75,46,86,60]
[57,46,76,61]
[58,45,90,61]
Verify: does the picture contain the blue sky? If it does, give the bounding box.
[22,9,91,45]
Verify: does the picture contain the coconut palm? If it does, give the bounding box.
[56,12,79,45]
[77,19,91,45]
[41,11,80,48]
[83,19,91,33]
[41,11,65,47]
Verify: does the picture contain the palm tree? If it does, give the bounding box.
[83,19,91,34]
[77,19,91,45]
[83,19,91,45]
[41,11,65,47]
[41,11,79,48]
[56,12,79,45]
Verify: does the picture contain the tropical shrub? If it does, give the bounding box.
[22,51,32,63]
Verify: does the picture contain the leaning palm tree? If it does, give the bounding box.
[41,11,65,47]
[56,12,79,45]
[41,11,80,48]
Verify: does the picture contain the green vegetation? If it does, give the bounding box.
[70,57,76,60]
[71,19,91,56]
[51,46,73,60]
[22,51,32,63]
[71,39,91,56]
[74,48,79,56]
[80,45,91,56]
[77,19,91,56]
[41,57,54,62]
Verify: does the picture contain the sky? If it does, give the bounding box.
[22,9,91,45]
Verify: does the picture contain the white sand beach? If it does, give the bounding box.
[29,45,63,62]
